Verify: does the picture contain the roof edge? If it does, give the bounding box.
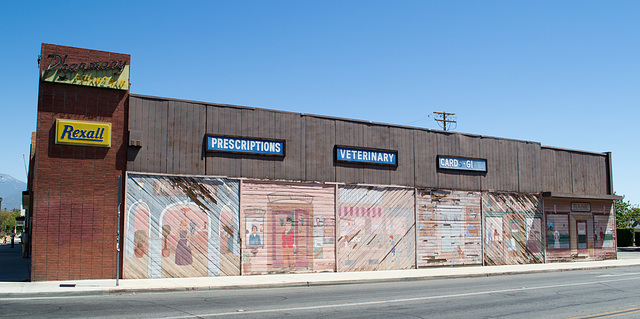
[541,192,622,201]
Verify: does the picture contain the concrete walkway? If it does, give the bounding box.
[0,241,30,282]
[2,249,639,298]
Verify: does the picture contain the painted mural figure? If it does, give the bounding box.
[553,229,560,249]
[487,226,494,242]
[282,215,295,268]
[506,233,517,257]
[249,225,261,246]
[175,220,193,266]
[599,227,605,247]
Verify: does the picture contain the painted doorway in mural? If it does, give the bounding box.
[577,220,588,252]
[268,204,312,272]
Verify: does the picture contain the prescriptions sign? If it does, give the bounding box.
[206,135,285,156]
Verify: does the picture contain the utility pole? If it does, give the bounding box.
[433,111,457,131]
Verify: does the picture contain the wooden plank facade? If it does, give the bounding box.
[128,94,612,197]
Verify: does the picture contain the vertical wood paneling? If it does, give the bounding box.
[159,101,168,173]
[555,150,573,192]
[241,108,257,178]
[127,97,142,172]
[207,106,243,177]
[571,153,587,194]
[304,117,336,182]
[141,98,152,172]
[540,148,557,192]
[240,109,277,179]
[414,130,437,188]
[166,101,177,173]
[363,125,391,185]
[146,100,158,173]
[275,113,305,180]
[335,121,365,184]
[582,155,608,195]
[128,96,613,197]
[480,138,519,191]
[518,142,541,193]
[390,127,415,186]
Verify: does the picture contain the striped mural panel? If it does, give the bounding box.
[123,174,241,279]
[241,181,336,275]
[483,192,543,265]
[416,190,482,267]
[337,186,415,272]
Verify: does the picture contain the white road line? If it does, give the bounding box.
[160,276,640,318]
[596,272,640,277]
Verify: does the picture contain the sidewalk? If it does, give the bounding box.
[2,249,639,298]
[0,241,30,282]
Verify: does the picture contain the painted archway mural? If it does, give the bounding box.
[124,174,240,279]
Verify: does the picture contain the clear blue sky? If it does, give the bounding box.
[2,1,638,205]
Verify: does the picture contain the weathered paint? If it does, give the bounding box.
[543,199,616,262]
[416,190,482,267]
[337,186,415,272]
[241,181,336,274]
[483,192,544,265]
[124,174,240,279]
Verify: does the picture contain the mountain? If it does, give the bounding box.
[0,173,26,210]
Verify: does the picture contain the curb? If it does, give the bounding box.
[2,260,639,299]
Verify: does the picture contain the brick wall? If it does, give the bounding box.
[32,43,129,281]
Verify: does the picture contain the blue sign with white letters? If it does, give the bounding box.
[438,156,487,172]
[206,135,285,156]
[335,146,397,166]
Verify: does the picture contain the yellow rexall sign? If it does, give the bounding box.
[55,119,111,147]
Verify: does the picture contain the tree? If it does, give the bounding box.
[615,195,640,229]
[0,209,20,234]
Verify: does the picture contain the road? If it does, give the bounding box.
[2,266,640,319]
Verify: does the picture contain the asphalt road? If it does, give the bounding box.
[2,266,640,319]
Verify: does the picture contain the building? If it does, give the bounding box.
[26,43,620,281]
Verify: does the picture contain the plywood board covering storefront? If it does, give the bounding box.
[241,181,336,274]
[417,190,482,267]
[337,186,415,272]
[543,199,616,262]
[124,174,240,279]
[483,193,543,265]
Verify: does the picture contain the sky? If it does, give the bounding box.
[1,1,639,205]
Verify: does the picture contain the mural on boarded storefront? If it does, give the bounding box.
[124,174,240,279]
[337,186,415,272]
[483,193,543,265]
[241,181,336,275]
[544,200,616,262]
[416,190,482,267]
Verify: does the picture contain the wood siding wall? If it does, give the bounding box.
[416,189,482,267]
[129,95,611,196]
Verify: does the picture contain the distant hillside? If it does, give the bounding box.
[0,173,26,210]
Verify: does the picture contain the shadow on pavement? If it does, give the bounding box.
[0,243,30,282]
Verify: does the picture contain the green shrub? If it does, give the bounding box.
[617,228,634,247]
[635,231,640,247]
